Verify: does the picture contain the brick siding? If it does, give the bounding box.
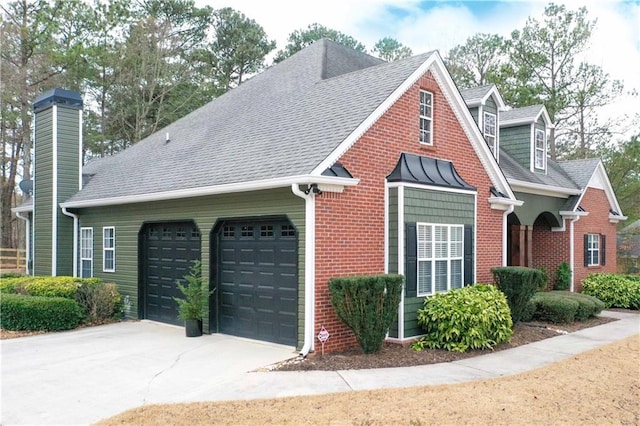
[313,71,505,352]
[573,188,618,292]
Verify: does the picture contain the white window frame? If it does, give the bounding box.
[483,111,497,155]
[80,227,93,278]
[587,234,600,266]
[419,90,433,145]
[417,223,464,296]
[103,226,115,272]
[534,128,546,170]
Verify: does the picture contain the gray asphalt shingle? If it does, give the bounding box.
[66,40,430,204]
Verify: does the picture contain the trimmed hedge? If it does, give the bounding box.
[523,291,605,323]
[0,294,82,331]
[329,274,403,354]
[0,275,122,325]
[412,284,513,353]
[492,266,546,323]
[582,273,640,309]
[554,262,571,291]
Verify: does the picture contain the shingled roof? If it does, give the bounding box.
[498,149,580,190]
[64,39,433,205]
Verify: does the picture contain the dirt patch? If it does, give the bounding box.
[97,333,640,425]
[273,316,615,371]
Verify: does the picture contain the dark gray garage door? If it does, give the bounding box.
[142,222,201,325]
[216,219,297,346]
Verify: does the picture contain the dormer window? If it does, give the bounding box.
[483,112,497,155]
[534,128,546,170]
[419,90,433,145]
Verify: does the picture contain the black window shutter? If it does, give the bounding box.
[601,235,606,265]
[464,225,474,286]
[405,223,417,298]
[584,234,589,266]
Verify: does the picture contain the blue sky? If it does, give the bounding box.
[209,0,639,130]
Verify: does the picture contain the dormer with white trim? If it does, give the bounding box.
[459,85,506,162]
[499,105,552,174]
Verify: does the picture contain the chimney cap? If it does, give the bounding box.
[34,88,83,113]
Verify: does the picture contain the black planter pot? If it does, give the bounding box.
[185,319,202,337]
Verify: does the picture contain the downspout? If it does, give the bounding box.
[502,204,515,266]
[61,207,79,278]
[15,212,31,275]
[291,184,315,356]
[569,216,580,292]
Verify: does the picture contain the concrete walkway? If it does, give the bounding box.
[1,311,638,425]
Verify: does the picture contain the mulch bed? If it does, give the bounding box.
[273,316,617,371]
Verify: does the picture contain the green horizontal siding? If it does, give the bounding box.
[34,107,54,276]
[76,187,305,348]
[500,125,531,168]
[404,188,474,225]
[513,192,565,226]
[402,187,474,338]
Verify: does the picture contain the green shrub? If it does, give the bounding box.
[582,273,640,309]
[0,294,82,331]
[329,274,404,354]
[492,266,546,323]
[531,292,578,323]
[24,277,83,298]
[0,277,25,294]
[520,298,537,322]
[75,282,122,323]
[412,284,513,353]
[173,261,212,321]
[554,262,571,291]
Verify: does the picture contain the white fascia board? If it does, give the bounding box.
[60,175,360,209]
[488,196,524,211]
[609,213,628,223]
[559,210,589,218]
[310,53,438,176]
[591,161,624,215]
[12,203,33,213]
[509,179,582,197]
[487,86,507,110]
[387,181,477,196]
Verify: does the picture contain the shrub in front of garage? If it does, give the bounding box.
[0,294,83,331]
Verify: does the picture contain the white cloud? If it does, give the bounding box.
[200,0,640,133]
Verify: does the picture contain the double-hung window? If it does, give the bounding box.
[103,226,115,272]
[419,90,433,145]
[484,112,497,154]
[417,223,464,296]
[534,129,546,170]
[586,234,600,266]
[80,227,93,278]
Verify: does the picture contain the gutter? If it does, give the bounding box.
[61,207,79,278]
[14,211,31,275]
[291,184,316,357]
[60,175,359,209]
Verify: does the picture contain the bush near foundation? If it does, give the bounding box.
[492,266,546,323]
[0,294,82,331]
[329,274,404,354]
[412,284,513,353]
[582,274,640,309]
[523,291,605,323]
[0,275,122,324]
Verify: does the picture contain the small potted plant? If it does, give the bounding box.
[173,260,213,337]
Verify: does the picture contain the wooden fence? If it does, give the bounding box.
[0,248,26,274]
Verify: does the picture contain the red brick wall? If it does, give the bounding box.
[313,71,505,352]
[532,221,570,290]
[573,188,618,292]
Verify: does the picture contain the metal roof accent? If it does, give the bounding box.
[322,163,353,178]
[386,153,476,191]
[34,88,83,112]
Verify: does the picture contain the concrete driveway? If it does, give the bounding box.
[1,321,297,425]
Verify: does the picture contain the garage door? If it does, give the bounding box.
[216,219,297,346]
[142,222,201,325]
